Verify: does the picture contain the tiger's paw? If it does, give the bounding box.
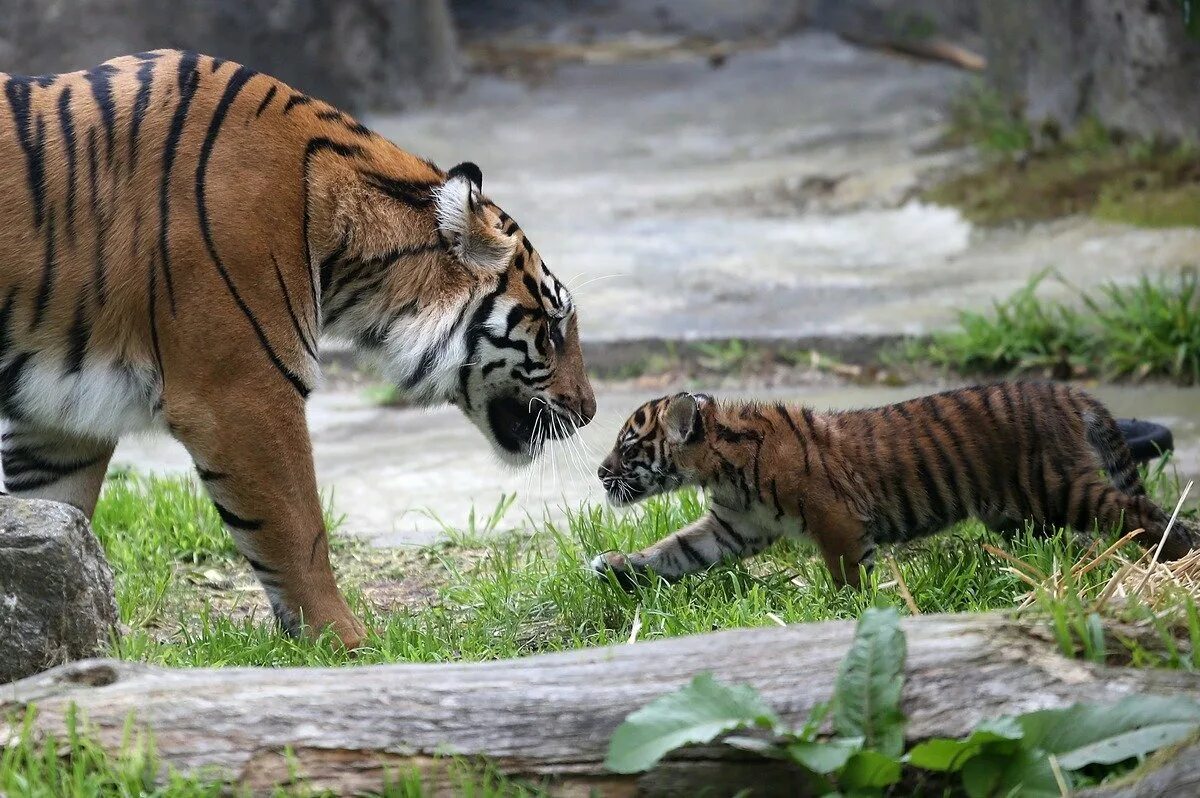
[589,552,645,592]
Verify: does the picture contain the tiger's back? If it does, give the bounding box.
[593,382,1195,590]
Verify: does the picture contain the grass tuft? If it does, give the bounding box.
[907,269,1200,384]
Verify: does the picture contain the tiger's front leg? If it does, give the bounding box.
[167,384,365,649]
[590,508,772,591]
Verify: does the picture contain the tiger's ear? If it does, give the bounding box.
[664,393,703,445]
[435,163,513,271]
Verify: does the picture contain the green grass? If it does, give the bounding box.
[0,707,545,797]
[928,83,1200,228]
[907,269,1200,383]
[8,462,1198,795]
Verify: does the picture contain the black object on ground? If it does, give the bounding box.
[1117,418,1174,464]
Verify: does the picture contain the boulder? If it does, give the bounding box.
[982,1,1200,142]
[0,498,117,684]
[0,0,463,113]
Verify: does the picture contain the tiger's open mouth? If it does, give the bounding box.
[486,395,573,456]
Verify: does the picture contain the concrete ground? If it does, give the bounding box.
[368,32,1200,342]
[112,383,1200,546]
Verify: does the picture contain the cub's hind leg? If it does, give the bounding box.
[1,422,115,517]
[166,384,365,649]
[1065,471,1195,560]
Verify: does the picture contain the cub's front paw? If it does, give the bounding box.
[588,552,645,592]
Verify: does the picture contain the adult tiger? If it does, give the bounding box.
[0,51,596,649]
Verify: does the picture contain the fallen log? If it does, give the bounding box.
[4,612,1200,796]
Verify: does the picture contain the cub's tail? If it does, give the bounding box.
[1080,396,1146,497]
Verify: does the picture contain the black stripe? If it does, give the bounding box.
[779,404,812,474]
[5,76,49,228]
[254,85,277,117]
[214,501,263,531]
[56,86,78,235]
[362,172,437,208]
[457,274,509,408]
[302,138,364,317]
[317,233,350,296]
[195,466,227,482]
[158,51,203,314]
[0,353,33,419]
[402,291,478,391]
[86,128,108,306]
[129,53,158,169]
[0,287,19,362]
[244,556,277,575]
[315,108,371,137]
[283,94,312,113]
[677,536,705,565]
[197,67,311,397]
[927,395,983,516]
[711,512,749,547]
[918,399,964,518]
[31,207,56,329]
[147,253,166,381]
[83,64,118,165]
[272,255,318,361]
[209,56,226,73]
[65,293,89,373]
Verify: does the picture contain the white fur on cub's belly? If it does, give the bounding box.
[13,357,163,440]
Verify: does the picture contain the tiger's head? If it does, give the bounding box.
[599,393,714,505]
[329,160,595,466]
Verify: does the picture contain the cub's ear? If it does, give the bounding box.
[435,164,512,271]
[664,393,703,445]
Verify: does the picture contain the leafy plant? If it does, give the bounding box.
[606,608,1200,796]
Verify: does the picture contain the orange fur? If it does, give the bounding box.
[0,51,595,648]
[594,384,1195,590]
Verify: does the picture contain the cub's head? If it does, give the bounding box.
[599,393,713,505]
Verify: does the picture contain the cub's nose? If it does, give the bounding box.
[598,454,619,483]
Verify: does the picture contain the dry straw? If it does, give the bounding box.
[984,481,1196,614]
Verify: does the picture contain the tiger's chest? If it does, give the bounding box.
[5,355,164,440]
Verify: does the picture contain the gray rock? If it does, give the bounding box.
[0,0,463,113]
[0,498,117,685]
[982,1,1200,142]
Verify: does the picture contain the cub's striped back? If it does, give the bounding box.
[593,383,1195,589]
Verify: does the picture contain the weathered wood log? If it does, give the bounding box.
[5,612,1200,796]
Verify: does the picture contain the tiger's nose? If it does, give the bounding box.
[578,388,597,426]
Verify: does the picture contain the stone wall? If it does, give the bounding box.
[0,0,463,112]
[982,1,1200,142]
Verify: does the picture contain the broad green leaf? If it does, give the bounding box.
[1018,695,1200,770]
[786,738,862,774]
[840,749,903,789]
[833,608,907,758]
[1056,723,1198,770]
[605,673,780,773]
[962,747,1060,798]
[906,717,1024,772]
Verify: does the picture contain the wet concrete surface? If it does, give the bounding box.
[367,32,1200,342]
[112,383,1200,547]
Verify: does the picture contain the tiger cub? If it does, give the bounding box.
[591,383,1196,589]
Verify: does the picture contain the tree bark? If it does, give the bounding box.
[4,612,1200,796]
